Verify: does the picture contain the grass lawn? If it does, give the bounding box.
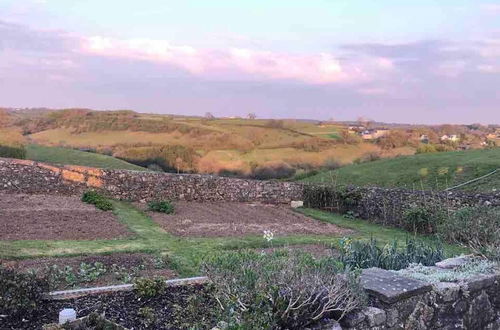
[303,148,500,192]
[26,144,147,171]
[0,202,465,278]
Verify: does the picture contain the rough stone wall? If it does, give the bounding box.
[304,184,500,228]
[0,158,303,203]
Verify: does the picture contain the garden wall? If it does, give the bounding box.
[0,158,302,203]
[303,185,500,229]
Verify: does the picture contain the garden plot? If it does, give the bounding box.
[0,193,131,240]
[148,201,350,237]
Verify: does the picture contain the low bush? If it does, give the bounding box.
[339,237,444,271]
[403,205,446,234]
[134,277,166,298]
[0,266,48,320]
[202,250,366,329]
[81,190,114,211]
[0,144,26,159]
[437,206,500,258]
[148,200,174,214]
[250,162,296,180]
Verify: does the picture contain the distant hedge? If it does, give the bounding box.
[0,144,26,159]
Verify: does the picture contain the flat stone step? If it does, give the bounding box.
[360,268,432,304]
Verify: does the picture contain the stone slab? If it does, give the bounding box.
[360,268,432,304]
[435,255,472,269]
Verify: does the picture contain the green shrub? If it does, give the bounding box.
[148,200,174,214]
[202,250,366,329]
[81,190,114,211]
[339,237,444,271]
[0,144,26,159]
[134,277,166,298]
[438,206,500,258]
[403,205,445,234]
[0,266,48,320]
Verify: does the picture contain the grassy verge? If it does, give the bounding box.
[0,202,466,277]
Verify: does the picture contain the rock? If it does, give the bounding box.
[291,200,304,208]
[363,307,386,327]
[360,268,432,304]
[435,256,471,269]
[340,310,366,327]
[434,282,460,302]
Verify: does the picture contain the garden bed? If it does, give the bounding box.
[147,201,350,237]
[0,253,176,290]
[2,284,217,330]
[0,193,131,240]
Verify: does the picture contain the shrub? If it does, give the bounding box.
[403,205,445,234]
[323,157,342,170]
[416,144,437,154]
[303,185,362,213]
[134,277,166,298]
[250,162,296,180]
[437,206,500,258]
[338,237,444,271]
[202,250,366,329]
[0,144,26,159]
[81,190,114,211]
[148,200,174,214]
[0,266,48,320]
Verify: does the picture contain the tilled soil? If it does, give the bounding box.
[148,201,350,237]
[0,193,131,240]
[0,253,177,290]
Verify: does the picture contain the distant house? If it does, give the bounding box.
[419,134,429,144]
[440,134,459,142]
[360,129,390,140]
[348,125,365,134]
[486,133,500,139]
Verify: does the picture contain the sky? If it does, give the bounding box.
[0,0,499,124]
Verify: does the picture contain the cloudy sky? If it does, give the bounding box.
[1,0,499,124]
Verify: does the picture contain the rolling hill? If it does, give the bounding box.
[302,148,500,193]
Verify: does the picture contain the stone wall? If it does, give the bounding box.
[0,158,303,203]
[313,258,500,330]
[303,184,500,229]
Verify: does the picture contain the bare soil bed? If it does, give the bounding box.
[0,193,131,240]
[0,253,176,290]
[147,201,350,237]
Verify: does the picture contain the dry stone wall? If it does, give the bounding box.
[0,158,303,203]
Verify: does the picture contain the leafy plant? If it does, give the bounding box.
[0,266,48,320]
[148,200,174,214]
[202,250,366,329]
[403,205,445,234]
[339,237,444,271]
[81,190,114,211]
[437,206,500,258]
[134,277,166,298]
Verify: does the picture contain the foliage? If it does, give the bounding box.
[437,206,500,258]
[250,161,296,180]
[403,205,446,234]
[322,157,342,170]
[338,237,445,271]
[397,258,499,283]
[303,185,362,213]
[81,190,114,211]
[0,144,26,159]
[134,277,166,298]
[148,200,175,214]
[202,250,366,329]
[45,262,108,289]
[0,266,48,319]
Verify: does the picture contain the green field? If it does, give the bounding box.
[26,144,147,171]
[303,148,500,192]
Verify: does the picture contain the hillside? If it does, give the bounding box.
[25,144,147,171]
[303,148,500,192]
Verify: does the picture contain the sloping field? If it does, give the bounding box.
[303,148,500,192]
[26,144,146,171]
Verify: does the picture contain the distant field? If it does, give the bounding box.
[26,144,147,171]
[303,148,500,192]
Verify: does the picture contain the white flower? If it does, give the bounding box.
[263,230,274,242]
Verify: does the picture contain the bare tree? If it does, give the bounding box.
[204,112,215,120]
[247,113,257,120]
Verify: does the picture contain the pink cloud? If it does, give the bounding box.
[81,36,352,84]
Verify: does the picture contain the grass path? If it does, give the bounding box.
[0,202,465,276]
